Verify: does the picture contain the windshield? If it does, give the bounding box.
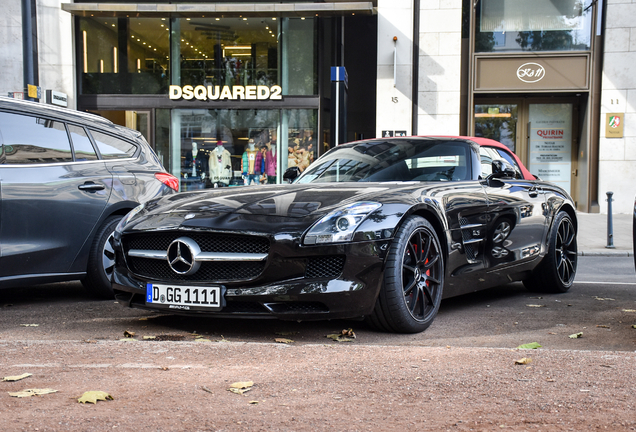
[297,139,474,183]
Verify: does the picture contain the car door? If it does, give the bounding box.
[479,146,548,270]
[0,111,113,278]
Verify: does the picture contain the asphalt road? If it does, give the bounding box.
[1,256,634,351]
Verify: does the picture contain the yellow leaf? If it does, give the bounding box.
[9,388,57,398]
[77,391,114,404]
[3,373,32,382]
[195,338,211,343]
[274,338,294,344]
[326,334,355,342]
[229,381,254,389]
[526,304,546,308]
[249,400,259,404]
[20,324,39,327]
[515,358,532,365]
[569,332,583,339]
[123,330,135,338]
[622,309,636,313]
[142,336,156,340]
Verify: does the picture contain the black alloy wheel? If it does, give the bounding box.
[366,216,444,333]
[523,211,577,293]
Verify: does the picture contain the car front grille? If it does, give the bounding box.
[125,232,269,254]
[305,256,346,279]
[122,232,270,283]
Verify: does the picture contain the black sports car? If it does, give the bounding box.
[112,136,578,333]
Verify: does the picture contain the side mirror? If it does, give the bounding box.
[283,166,301,183]
[489,160,515,180]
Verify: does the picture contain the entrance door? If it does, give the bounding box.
[473,99,578,199]
[527,103,574,196]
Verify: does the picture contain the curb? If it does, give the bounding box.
[578,250,633,257]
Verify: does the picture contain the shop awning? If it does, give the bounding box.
[61,2,376,17]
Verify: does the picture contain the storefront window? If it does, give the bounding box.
[179,17,281,88]
[474,104,518,152]
[166,108,317,191]
[475,0,593,52]
[79,17,170,94]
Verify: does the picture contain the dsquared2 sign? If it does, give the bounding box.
[169,85,283,101]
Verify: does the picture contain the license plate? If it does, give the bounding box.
[146,283,224,311]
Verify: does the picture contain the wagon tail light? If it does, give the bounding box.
[155,172,179,191]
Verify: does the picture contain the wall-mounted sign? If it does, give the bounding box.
[395,130,407,137]
[169,85,283,101]
[474,55,589,92]
[516,63,545,83]
[8,92,24,99]
[27,84,42,100]
[605,113,624,138]
[46,90,68,107]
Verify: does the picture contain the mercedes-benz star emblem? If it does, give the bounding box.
[166,237,202,275]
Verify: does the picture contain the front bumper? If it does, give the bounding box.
[112,239,388,321]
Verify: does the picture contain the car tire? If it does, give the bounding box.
[366,216,444,333]
[523,211,577,293]
[82,215,122,299]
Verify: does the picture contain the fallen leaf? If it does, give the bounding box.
[547,378,556,382]
[3,373,32,382]
[526,304,546,308]
[594,297,615,301]
[517,342,542,349]
[326,334,355,342]
[202,386,213,394]
[9,388,57,398]
[249,400,259,404]
[20,324,39,327]
[77,391,113,404]
[569,332,583,339]
[160,366,169,371]
[123,330,135,338]
[515,358,532,365]
[548,332,557,335]
[118,338,136,342]
[195,338,211,343]
[143,336,156,340]
[275,338,294,344]
[622,309,636,313]
[275,331,298,336]
[341,328,356,338]
[596,325,610,329]
[228,381,254,395]
[632,325,636,329]
[83,339,97,344]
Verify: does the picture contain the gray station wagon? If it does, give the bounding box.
[0,97,177,297]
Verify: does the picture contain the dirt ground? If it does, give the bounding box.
[1,339,635,431]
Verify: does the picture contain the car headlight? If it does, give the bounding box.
[303,202,382,245]
[115,203,145,234]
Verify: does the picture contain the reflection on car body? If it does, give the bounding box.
[112,136,578,333]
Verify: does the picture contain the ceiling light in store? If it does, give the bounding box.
[301,17,305,20]
[186,18,191,21]
[272,17,276,20]
[161,18,166,21]
[216,18,220,21]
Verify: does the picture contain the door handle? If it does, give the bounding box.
[528,186,539,198]
[78,182,105,191]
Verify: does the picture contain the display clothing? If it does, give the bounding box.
[209,147,232,186]
[264,148,277,177]
[242,148,264,185]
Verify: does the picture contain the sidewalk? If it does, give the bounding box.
[576,211,633,256]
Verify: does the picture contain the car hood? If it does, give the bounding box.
[124,183,417,233]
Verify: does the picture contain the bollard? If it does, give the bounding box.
[606,191,615,249]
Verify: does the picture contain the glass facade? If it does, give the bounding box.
[155,108,317,191]
[475,0,593,52]
[78,15,318,191]
[79,16,316,95]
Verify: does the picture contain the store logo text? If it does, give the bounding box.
[169,85,283,101]
[516,63,546,83]
[536,129,564,139]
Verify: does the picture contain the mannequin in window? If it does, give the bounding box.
[264,137,277,184]
[209,141,232,187]
[242,138,263,185]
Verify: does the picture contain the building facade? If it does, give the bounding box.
[2,0,634,213]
